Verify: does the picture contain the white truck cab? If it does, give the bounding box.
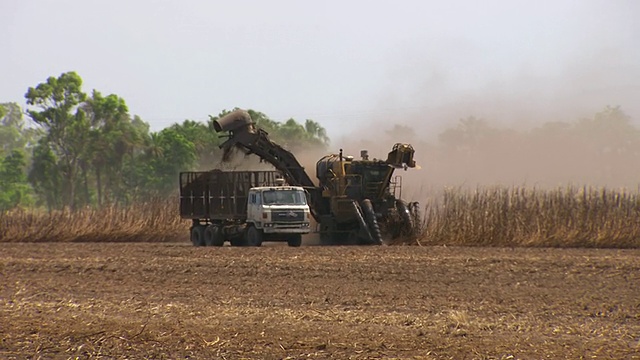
[247,186,311,234]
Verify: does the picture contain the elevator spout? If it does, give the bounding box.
[213,109,254,133]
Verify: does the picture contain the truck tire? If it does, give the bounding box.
[204,225,224,247]
[287,234,302,247]
[361,199,383,245]
[191,225,205,247]
[245,226,263,247]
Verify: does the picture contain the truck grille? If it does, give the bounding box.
[272,210,305,222]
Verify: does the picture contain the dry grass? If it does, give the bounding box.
[3,186,640,247]
[0,198,187,243]
[417,186,640,248]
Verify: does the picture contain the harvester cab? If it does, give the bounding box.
[317,144,416,200]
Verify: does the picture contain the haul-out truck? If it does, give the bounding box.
[180,170,311,247]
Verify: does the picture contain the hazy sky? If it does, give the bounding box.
[2,0,639,140]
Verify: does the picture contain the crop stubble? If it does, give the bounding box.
[0,243,638,359]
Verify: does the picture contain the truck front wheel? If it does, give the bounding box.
[287,234,302,247]
[245,226,263,247]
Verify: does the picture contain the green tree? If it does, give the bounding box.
[0,150,33,210]
[304,119,330,147]
[124,128,197,198]
[28,139,62,210]
[25,71,88,210]
[149,128,196,194]
[0,102,40,158]
[169,119,220,169]
[83,90,145,205]
[0,103,23,156]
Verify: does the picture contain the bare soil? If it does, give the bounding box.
[0,243,638,359]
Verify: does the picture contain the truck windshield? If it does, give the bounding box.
[262,190,307,205]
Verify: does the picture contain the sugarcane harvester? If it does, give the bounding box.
[214,109,420,245]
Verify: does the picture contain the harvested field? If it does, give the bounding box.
[1,243,638,359]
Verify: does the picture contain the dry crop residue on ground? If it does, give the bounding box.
[0,243,638,359]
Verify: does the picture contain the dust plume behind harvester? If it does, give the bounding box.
[212,109,422,245]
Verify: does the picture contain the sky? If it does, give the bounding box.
[2,0,639,141]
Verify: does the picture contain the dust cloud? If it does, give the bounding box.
[333,107,640,206]
[330,45,640,203]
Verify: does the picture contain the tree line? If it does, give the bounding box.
[3,72,636,211]
[0,71,330,211]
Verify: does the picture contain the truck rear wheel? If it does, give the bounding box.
[287,234,302,247]
[204,225,224,246]
[191,225,205,247]
[245,226,263,247]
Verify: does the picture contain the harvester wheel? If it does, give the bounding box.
[396,200,422,237]
[204,225,224,247]
[245,226,263,247]
[190,225,205,247]
[361,199,383,245]
[396,200,413,236]
[287,234,302,247]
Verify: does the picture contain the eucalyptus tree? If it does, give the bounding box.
[25,71,88,209]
